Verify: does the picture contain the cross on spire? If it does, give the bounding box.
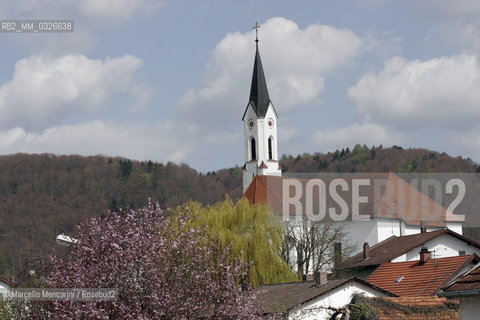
[253,22,260,43]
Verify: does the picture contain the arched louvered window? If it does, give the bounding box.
[268,137,273,160]
[251,137,256,160]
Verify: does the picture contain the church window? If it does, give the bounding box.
[268,137,273,160]
[251,137,256,160]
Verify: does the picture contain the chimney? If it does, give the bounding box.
[420,221,427,233]
[314,271,328,287]
[363,242,370,260]
[419,247,431,264]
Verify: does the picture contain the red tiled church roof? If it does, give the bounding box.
[241,173,462,226]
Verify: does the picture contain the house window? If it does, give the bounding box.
[251,137,256,160]
[459,250,466,256]
[268,137,273,160]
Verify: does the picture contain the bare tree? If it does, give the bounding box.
[282,218,356,276]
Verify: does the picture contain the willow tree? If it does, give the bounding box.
[184,198,297,288]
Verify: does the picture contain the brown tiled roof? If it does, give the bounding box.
[371,296,459,320]
[255,277,395,314]
[241,173,461,226]
[344,229,480,269]
[443,262,480,293]
[258,161,268,169]
[367,254,478,296]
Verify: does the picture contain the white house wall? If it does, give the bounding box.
[376,219,402,243]
[404,223,463,236]
[342,220,378,255]
[288,282,389,320]
[459,296,480,320]
[285,218,471,273]
[446,222,463,235]
[344,219,402,254]
[392,234,480,262]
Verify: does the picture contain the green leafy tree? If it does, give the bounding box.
[183,198,298,288]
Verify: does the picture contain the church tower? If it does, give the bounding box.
[242,23,281,192]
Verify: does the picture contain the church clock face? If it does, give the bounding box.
[268,118,274,128]
[248,119,255,130]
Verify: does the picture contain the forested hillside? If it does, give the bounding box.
[0,145,478,277]
[0,153,243,277]
[281,144,478,173]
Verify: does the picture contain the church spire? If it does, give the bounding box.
[242,23,281,192]
[242,22,272,120]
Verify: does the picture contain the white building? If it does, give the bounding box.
[256,276,393,320]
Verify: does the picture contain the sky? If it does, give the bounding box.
[2,0,480,172]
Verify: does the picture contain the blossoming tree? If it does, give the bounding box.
[24,200,265,319]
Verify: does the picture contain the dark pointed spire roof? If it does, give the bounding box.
[242,38,277,120]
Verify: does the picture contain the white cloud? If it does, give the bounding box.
[0,118,245,168]
[310,122,405,151]
[401,1,480,53]
[0,0,165,53]
[0,120,190,163]
[1,0,164,21]
[0,54,146,130]
[348,54,480,129]
[178,17,362,126]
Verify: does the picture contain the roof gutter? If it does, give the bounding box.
[438,290,480,298]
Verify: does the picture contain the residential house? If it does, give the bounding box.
[343,229,480,278]
[439,262,480,320]
[256,274,394,320]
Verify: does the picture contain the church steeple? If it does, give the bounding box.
[242,23,276,120]
[246,43,271,119]
[242,23,281,192]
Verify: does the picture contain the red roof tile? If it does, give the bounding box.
[371,296,459,320]
[258,161,268,169]
[367,254,478,296]
[443,262,480,293]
